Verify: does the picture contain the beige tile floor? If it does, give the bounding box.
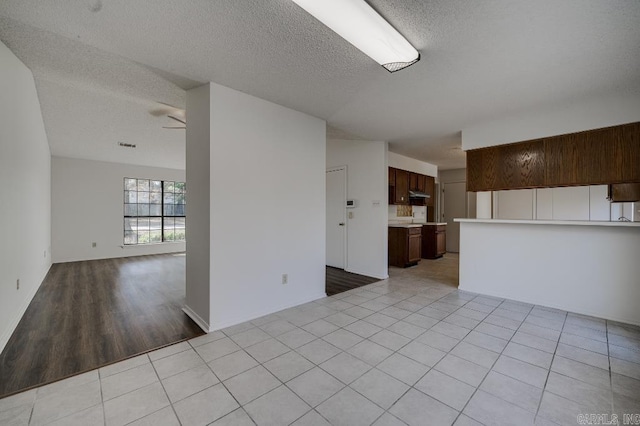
[1,255,639,425]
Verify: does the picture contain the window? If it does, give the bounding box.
[124,178,186,245]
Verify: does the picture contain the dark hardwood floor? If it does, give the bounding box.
[0,257,379,398]
[325,266,380,296]
[0,253,204,398]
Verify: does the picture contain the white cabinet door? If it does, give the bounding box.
[552,187,589,220]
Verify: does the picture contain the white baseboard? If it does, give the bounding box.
[0,264,51,354]
[209,292,328,331]
[459,284,640,328]
[182,305,212,333]
[344,267,388,281]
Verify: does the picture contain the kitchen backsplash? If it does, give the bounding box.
[397,205,412,217]
[388,205,427,221]
[412,206,427,221]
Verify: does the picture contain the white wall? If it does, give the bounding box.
[462,89,640,150]
[0,41,52,353]
[184,84,212,330]
[388,151,438,177]
[459,221,640,326]
[327,139,388,279]
[438,169,466,183]
[52,157,186,263]
[186,82,327,331]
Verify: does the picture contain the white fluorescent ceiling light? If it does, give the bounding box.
[292,0,420,72]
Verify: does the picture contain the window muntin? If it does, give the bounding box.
[124,178,186,245]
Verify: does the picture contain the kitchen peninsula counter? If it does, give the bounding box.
[455,218,640,326]
[455,218,640,227]
[388,222,447,228]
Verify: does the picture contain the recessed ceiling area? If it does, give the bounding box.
[1,0,638,170]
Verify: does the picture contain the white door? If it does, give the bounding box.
[443,181,467,253]
[326,167,346,269]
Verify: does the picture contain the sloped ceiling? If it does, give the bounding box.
[1,0,639,170]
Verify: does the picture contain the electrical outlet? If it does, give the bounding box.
[17,279,20,290]
[282,274,288,285]
[92,242,97,248]
[348,211,354,219]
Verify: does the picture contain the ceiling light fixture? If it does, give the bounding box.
[292,0,420,72]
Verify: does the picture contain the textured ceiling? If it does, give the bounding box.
[1,0,639,170]
[0,16,188,169]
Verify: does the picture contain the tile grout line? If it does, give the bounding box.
[450,300,534,425]
[11,276,638,426]
[343,286,630,424]
[147,352,186,426]
[280,284,463,422]
[415,297,500,425]
[27,372,104,426]
[532,308,568,424]
[276,285,424,423]
[27,395,35,426]
[606,319,615,421]
[217,316,404,425]
[353,290,485,420]
[99,366,106,426]
[343,288,471,424]
[190,337,268,426]
[285,294,426,418]
[222,306,352,421]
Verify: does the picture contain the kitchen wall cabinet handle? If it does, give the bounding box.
[339,223,345,226]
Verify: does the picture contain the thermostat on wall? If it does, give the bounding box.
[346,199,357,208]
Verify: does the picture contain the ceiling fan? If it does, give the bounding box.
[163,114,186,130]
[150,101,186,130]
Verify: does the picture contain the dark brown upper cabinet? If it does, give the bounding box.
[409,172,417,191]
[622,123,640,182]
[409,172,427,192]
[394,169,410,205]
[425,176,435,207]
[417,174,426,193]
[544,125,623,186]
[389,168,434,206]
[466,121,640,192]
[467,140,544,191]
[609,183,640,202]
[408,172,429,206]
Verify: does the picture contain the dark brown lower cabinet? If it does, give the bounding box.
[422,224,446,259]
[389,227,422,267]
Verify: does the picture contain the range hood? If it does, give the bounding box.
[409,190,431,199]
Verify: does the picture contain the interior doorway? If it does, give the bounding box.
[442,181,467,252]
[326,167,346,269]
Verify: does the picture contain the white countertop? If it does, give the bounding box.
[388,222,447,228]
[455,218,640,227]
